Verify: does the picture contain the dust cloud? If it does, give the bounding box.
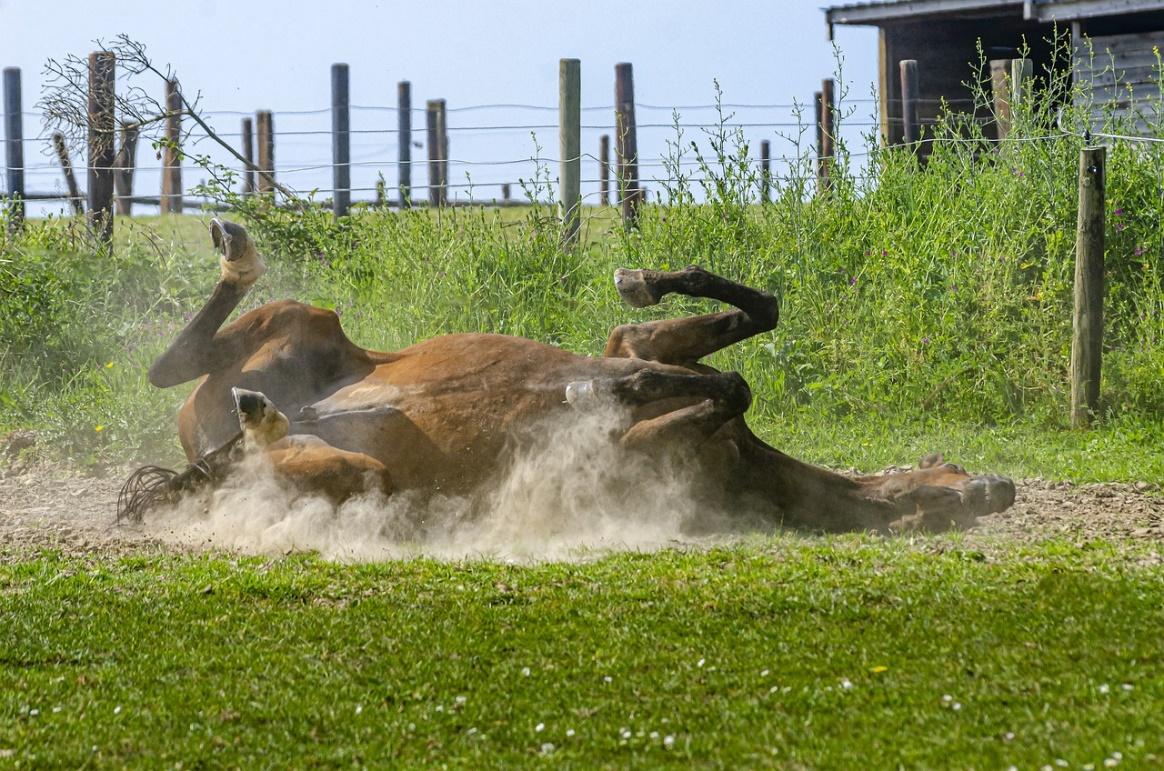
[147,403,756,562]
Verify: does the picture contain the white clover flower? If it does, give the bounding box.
[663,735,675,749]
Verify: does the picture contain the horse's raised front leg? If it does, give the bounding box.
[148,219,267,388]
[603,266,778,366]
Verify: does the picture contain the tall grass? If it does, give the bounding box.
[1,50,1161,477]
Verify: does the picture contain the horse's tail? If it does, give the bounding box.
[116,432,244,523]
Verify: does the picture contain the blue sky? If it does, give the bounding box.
[1,1,879,212]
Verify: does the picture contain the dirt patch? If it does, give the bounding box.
[0,462,1160,561]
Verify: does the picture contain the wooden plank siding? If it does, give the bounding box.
[879,15,1052,147]
[1075,29,1164,133]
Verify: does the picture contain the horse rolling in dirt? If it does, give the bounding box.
[118,218,1015,532]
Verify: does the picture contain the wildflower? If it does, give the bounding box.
[1099,683,1111,694]
[565,729,575,738]
[760,669,769,677]
[1134,246,1145,256]
[1122,683,1134,691]
[952,702,962,711]
[535,723,544,733]
[354,704,362,715]
[104,361,114,369]
[1115,222,1126,232]
[113,706,121,715]
[520,667,530,677]
[942,694,953,703]
[663,735,675,749]
[28,709,38,717]
[840,678,853,690]
[620,727,632,740]
[921,337,930,346]
[94,425,105,433]
[870,665,889,673]
[849,276,858,287]
[697,658,705,668]
[1114,207,1125,216]
[454,695,467,706]
[540,743,555,754]
[603,675,612,683]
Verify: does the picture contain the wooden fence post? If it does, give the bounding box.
[1071,146,1105,428]
[599,134,610,206]
[398,80,411,208]
[1010,57,1032,136]
[426,101,438,206]
[501,183,511,202]
[438,100,448,205]
[256,110,275,195]
[899,59,920,148]
[820,78,835,190]
[3,67,24,231]
[88,52,116,246]
[614,62,639,226]
[241,117,254,196]
[559,58,581,246]
[426,99,445,207]
[160,78,182,214]
[759,139,771,203]
[990,59,1013,140]
[114,123,138,216]
[331,63,350,217]
[52,132,83,215]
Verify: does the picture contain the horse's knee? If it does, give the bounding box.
[604,324,641,358]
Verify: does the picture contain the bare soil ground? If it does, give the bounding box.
[0,460,1161,561]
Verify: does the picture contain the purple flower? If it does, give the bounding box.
[1116,222,1126,232]
[1134,246,1145,257]
[881,249,888,257]
[922,336,930,345]
[1113,206,1124,217]
[849,276,858,287]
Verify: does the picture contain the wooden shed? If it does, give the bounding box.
[824,0,1164,142]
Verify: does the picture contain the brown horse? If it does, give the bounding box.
[119,219,1015,532]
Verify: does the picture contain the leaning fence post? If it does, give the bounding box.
[1071,145,1105,428]
[256,110,275,196]
[559,58,581,246]
[398,81,411,208]
[241,117,254,196]
[614,62,639,226]
[52,132,83,216]
[760,139,771,203]
[331,63,351,218]
[114,123,138,216]
[899,59,920,148]
[88,52,116,246]
[4,67,25,231]
[437,100,448,206]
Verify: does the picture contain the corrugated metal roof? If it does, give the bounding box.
[826,0,1164,25]
[826,0,1021,25]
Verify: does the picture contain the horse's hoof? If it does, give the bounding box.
[614,268,660,308]
[565,380,615,409]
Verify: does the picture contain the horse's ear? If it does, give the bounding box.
[918,452,944,469]
[210,218,231,254]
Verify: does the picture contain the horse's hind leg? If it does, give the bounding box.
[603,267,777,366]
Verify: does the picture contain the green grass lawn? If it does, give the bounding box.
[3,540,1162,768]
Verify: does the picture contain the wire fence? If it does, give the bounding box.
[4,92,1160,217]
